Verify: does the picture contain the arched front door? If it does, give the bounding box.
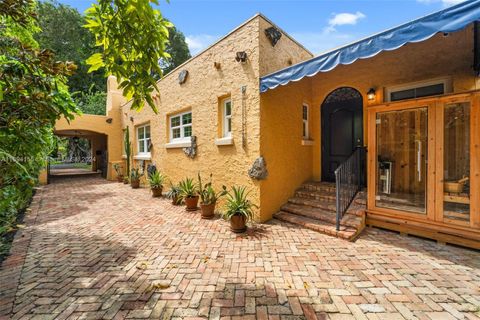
[321,87,363,182]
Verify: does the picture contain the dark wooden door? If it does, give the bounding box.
[321,88,363,182]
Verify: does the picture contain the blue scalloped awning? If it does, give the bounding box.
[260,0,480,93]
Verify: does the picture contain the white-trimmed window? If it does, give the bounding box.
[385,77,452,102]
[170,111,192,142]
[223,98,232,137]
[302,104,309,139]
[137,125,151,155]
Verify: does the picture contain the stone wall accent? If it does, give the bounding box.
[248,156,268,180]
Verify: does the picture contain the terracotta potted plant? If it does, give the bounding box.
[148,170,166,197]
[130,167,142,189]
[113,163,123,182]
[223,186,256,233]
[198,173,227,219]
[166,183,182,205]
[178,178,199,211]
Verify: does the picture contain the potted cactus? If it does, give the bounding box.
[113,163,123,182]
[223,186,256,233]
[149,171,166,197]
[178,177,199,211]
[166,183,182,205]
[130,167,142,189]
[198,173,226,219]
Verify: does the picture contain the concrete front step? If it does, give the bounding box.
[288,197,365,217]
[280,203,363,228]
[275,181,367,241]
[274,211,359,241]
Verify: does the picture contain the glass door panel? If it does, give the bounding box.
[375,107,428,214]
[443,102,470,223]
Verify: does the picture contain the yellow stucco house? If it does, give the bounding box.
[55,1,480,248]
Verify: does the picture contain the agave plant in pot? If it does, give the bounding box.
[130,167,142,189]
[113,163,124,182]
[148,171,166,197]
[166,183,182,205]
[223,186,257,233]
[198,173,227,219]
[178,178,199,211]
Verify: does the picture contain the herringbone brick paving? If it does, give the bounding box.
[0,176,479,319]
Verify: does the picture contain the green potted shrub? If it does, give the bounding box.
[178,177,199,211]
[130,167,142,189]
[149,171,166,197]
[223,186,257,233]
[113,163,123,182]
[166,183,182,205]
[198,173,227,219]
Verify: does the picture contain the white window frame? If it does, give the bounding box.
[169,111,192,143]
[136,124,151,156]
[222,98,232,138]
[384,77,452,102]
[302,103,309,139]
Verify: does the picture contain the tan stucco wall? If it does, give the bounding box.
[122,16,263,215]
[258,25,478,221]
[258,18,313,77]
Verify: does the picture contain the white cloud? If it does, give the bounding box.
[326,12,366,33]
[185,34,219,55]
[417,0,465,7]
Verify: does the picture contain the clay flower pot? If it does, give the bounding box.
[185,196,199,211]
[131,179,140,189]
[151,186,163,198]
[230,213,247,233]
[117,175,124,183]
[200,203,216,219]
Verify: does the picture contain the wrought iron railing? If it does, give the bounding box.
[334,146,366,231]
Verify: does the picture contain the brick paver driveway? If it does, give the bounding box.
[1,176,479,320]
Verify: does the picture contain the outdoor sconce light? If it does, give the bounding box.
[367,88,376,101]
[235,51,247,63]
[130,116,134,122]
[214,62,221,70]
[106,118,113,124]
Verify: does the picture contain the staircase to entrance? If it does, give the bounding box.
[274,182,366,241]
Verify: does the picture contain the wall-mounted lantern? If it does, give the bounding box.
[367,88,376,101]
[235,51,247,63]
[106,118,113,124]
[130,116,134,122]
[214,62,221,70]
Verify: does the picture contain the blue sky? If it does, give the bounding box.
[57,0,465,55]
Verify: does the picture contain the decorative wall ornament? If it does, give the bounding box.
[178,70,189,84]
[248,156,268,180]
[183,136,197,159]
[235,51,247,63]
[265,27,282,47]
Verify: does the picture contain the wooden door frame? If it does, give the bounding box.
[366,91,480,234]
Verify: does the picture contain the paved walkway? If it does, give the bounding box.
[0,176,479,320]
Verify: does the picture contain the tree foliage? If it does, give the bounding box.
[36,0,106,94]
[0,0,78,253]
[161,26,191,75]
[85,0,172,112]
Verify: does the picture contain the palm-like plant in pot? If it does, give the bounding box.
[113,163,123,182]
[148,171,166,197]
[198,173,227,219]
[166,183,182,205]
[223,186,257,233]
[130,167,142,189]
[178,178,199,211]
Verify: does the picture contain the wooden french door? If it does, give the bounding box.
[367,92,480,230]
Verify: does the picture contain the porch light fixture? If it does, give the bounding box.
[235,51,247,63]
[367,88,376,101]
